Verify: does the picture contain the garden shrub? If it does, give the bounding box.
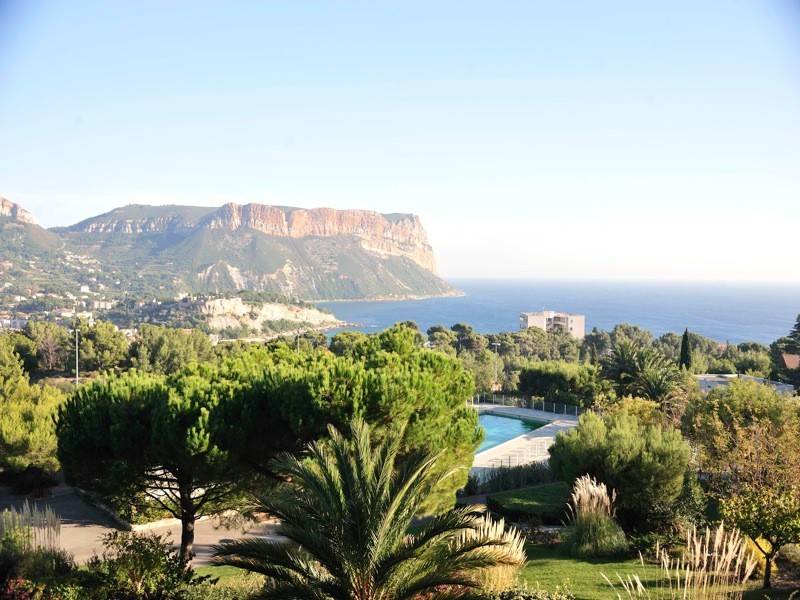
[83,531,210,600]
[8,466,58,495]
[486,482,569,525]
[518,361,606,407]
[486,586,576,600]
[549,409,690,531]
[185,576,265,600]
[474,462,554,495]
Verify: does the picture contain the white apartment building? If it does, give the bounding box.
[519,310,586,340]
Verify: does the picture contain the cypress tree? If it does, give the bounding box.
[679,328,692,370]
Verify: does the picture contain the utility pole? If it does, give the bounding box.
[74,300,79,385]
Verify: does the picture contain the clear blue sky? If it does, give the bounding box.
[2,1,799,281]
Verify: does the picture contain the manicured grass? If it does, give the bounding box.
[520,543,799,600]
[195,564,254,584]
[488,482,570,523]
[520,543,660,599]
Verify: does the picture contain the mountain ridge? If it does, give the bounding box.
[2,199,454,301]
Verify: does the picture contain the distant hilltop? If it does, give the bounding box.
[1,198,456,301]
[0,197,37,225]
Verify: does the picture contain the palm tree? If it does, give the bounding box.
[213,419,524,600]
[602,341,680,403]
[601,340,641,395]
[632,347,681,402]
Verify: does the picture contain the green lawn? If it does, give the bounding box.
[487,482,570,523]
[521,543,798,600]
[520,543,660,599]
[198,547,797,598]
[195,564,247,583]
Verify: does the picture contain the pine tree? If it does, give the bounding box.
[679,328,692,370]
[788,314,800,353]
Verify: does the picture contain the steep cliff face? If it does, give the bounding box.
[69,203,436,273]
[33,200,454,300]
[198,203,436,272]
[0,198,37,225]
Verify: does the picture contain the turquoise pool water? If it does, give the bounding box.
[477,413,545,453]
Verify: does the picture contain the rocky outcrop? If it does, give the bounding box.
[0,198,37,225]
[198,297,341,332]
[199,203,437,272]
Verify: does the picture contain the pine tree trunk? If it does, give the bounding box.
[179,487,196,562]
[180,511,195,562]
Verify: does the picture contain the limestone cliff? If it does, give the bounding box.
[0,198,37,225]
[70,202,437,273]
[41,200,455,300]
[198,297,341,332]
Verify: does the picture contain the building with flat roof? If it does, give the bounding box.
[519,310,585,339]
[695,374,795,395]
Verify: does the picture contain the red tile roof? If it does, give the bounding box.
[781,353,800,370]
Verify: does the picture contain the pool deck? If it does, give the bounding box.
[471,404,578,475]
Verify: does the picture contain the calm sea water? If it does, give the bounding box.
[317,279,800,345]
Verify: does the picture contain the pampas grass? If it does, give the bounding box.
[565,475,627,558]
[0,500,61,552]
[603,523,758,599]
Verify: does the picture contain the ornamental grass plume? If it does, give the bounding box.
[565,475,627,558]
[0,500,61,552]
[603,523,758,599]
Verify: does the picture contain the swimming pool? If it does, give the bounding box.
[477,413,545,453]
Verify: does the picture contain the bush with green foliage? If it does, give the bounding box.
[549,410,690,530]
[185,577,265,600]
[682,378,799,473]
[518,361,609,407]
[128,324,215,375]
[71,320,129,373]
[82,532,211,600]
[0,337,64,480]
[486,482,570,525]
[485,587,575,600]
[465,462,554,495]
[0,332,37,375]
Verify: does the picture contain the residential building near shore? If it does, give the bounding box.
[694,373,795,395]
[519,310,585,340]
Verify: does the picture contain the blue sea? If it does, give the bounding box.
[317,279,800,345]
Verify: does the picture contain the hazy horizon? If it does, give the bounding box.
[2,2,799,282]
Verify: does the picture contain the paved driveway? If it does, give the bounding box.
[0,486,278,565]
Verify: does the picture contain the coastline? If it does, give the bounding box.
[215,319,350,344]
[314,289,466,304]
